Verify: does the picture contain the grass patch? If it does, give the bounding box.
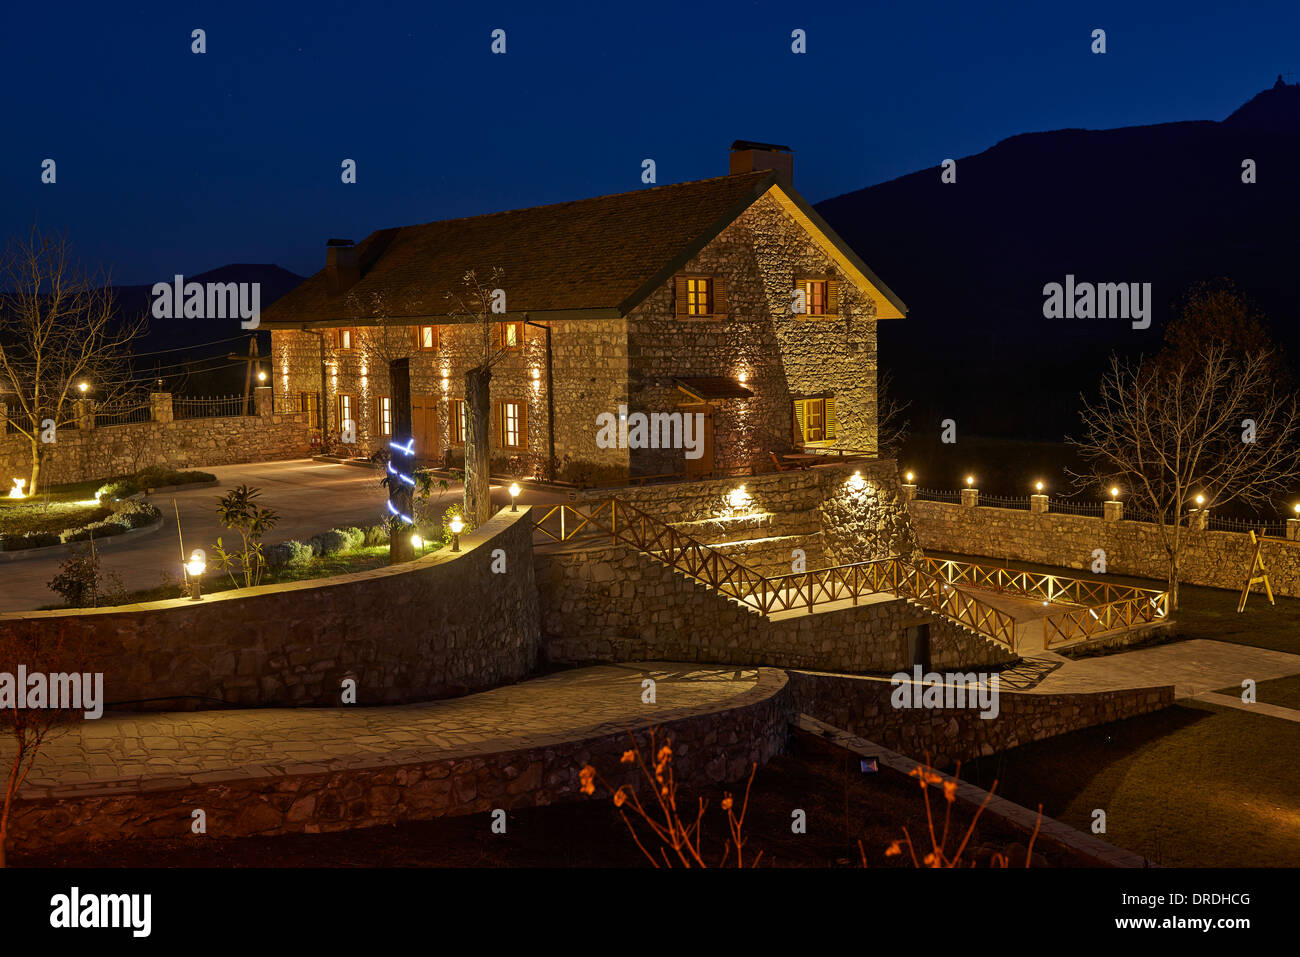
[1214,673,1300,711]
[963,700,1300,867]
[0,480,102,509]
[0,500,112,536]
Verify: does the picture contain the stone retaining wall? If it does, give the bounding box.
[787,669,1175,769]
[5,668,794,851]
[0,508,540,710]
[538,539,1016,673]
[910,499,1300,597]
[0,388,310,486]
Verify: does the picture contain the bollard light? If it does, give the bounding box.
[185,549,206,600]
[509,482,521,511]
[449,515,464,552]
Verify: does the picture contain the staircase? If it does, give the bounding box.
[533,498,1018,652]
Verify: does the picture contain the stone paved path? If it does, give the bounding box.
[8,663,759,797]
[1022,639,1300,698]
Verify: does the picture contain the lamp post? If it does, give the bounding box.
[509,482,521,512]
[185,549,206,600]
[1030,479,1049,514]
[961,475,978,508]
[449,515,464,552]
[1104,486,1124,522]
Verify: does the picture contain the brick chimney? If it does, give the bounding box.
[729,140,793,182]
[325,238,360,295]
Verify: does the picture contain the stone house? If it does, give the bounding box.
[261,142,906,484]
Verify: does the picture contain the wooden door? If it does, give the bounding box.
[682,404,714,479]
[411,395,439,463]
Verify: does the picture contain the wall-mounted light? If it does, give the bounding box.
[848,471,865,491]
[727,485,752,514]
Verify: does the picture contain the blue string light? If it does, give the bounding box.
[386,501,413,524]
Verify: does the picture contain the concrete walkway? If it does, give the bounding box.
[0,458,569,611]
[9,663,759,799]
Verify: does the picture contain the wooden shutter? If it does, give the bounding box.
[826,279,840,316]
[519,402,529,449]
[792,399,806,444]
[825,397,837,441]
[712,278,727,317]
[674,276,689,317]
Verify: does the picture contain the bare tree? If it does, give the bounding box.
[1069,345,1300,611]
[876,369,911,460]
[0,227,146,492]
[447,268,508,528]
[0,628,76,867]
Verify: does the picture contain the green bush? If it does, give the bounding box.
[134,466,217,489]
[110,499,160,529]
[264,539,315,569]
[363,524,389,547]
[0,531,60,551]
[309,530,348,556]
[335,526,366,551]
[96,479,139,500]
[61,522,126,543]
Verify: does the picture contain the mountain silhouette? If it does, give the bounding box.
[816,82,1300,441]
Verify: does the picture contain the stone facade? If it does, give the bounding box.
[787,670,1175,770]
[910,499,1300,598]
[5,668,793,851]
[0,388,310,486]
[0,508,540,710]
[270,189,887,483]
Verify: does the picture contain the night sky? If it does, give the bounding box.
[3,0,1297,284]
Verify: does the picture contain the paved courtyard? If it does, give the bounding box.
[0,458,568,611]
[10,663,760,798]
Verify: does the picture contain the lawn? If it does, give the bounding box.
[0,498,111,535]
[963,700,1300,867]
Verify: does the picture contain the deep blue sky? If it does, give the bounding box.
[2,0,1296,284]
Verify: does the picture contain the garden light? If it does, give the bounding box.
[509,482,521,511]
[8,478,25,499]
[449,515,464,552]
[185,549,206,600]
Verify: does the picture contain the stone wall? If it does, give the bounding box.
[0,388,310,486]
[537,539,1016,674]
[910,499,1300,597]
[787,670,1175,769]
[0,508,540,710]
[6,668,794,851]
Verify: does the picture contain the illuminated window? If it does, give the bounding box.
[793,397,837,445]
[498,400,525,448]
[337,328,356,350]
[377,396,392,436]
[499,321,524,350]
[338,394,353,430]
[686,278,712,316]
[417,325,437,351]
[450,399,467,445]
[802,280,827,316]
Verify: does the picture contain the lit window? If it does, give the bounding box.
[686,278,712,316]
[338,394,353,430]
[793,396,837,445]
[378,396,392,436]
[337,328,356,350]
[450,399,466,445]
[499,321,523,350]
[500,401,523,448]
[802,280,828,316]
[418,325,437,351]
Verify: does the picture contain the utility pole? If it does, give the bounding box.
[225,335,262,415]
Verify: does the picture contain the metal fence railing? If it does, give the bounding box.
[1207,514,1287,537]
[915,487,961,503]
[1048,499,1106,517]
[978,494,1032,510]
[173,394,248,419]
[92,403,153,427]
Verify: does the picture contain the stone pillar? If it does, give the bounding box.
[961,487,979,508]
[254,386,272,417]
[1030,494,1049,513]
[74,398,94,430]
[150,392,173,424]
[1104,500,1124,521]
[1188,508,1208,530]
[900,483,917,503]
[1287,518,1300,541]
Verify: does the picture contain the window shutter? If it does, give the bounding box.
[674,276,689,317]
[825,397,837,441]
[519,402,529,449]
[713,278,728,317]
[793,399,806,444]
[826,279,840,316]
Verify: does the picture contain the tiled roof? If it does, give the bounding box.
[262,171,781,326]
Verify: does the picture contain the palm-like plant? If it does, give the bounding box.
[211,485,280,588]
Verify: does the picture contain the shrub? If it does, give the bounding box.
[96,479,138,501]
[210,485,280,589]
[134,466,216,489]
[309,530,348,556]
[335,526,366,552]
[109,499,160,530]
[0,531,59,551]
[363,524,389,547]
[61,522,126,543]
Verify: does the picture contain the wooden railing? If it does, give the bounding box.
[534,499,1019,650]
[921,556,1168,647]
